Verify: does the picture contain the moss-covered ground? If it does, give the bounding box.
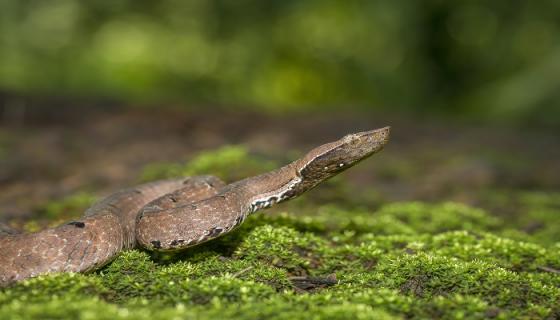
[2,146,559,320]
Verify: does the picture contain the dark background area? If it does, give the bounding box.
[1,0,559,126]
[0,1,559,219]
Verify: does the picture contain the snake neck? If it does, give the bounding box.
[226,160,325,214]
[219,164,301,214]
[248,169,303,213]
[220,126,391,215]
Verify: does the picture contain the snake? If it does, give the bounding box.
[0,127,389,286]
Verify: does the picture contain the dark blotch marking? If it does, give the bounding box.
[207,227,223,238]
[282,189,297,200]
[169,239,185,247]
[169,195,178,203]
[253,200,266,208]
[68,221,85,228]
[151,240,162,249]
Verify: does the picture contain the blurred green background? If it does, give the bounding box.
[1,0,559,125]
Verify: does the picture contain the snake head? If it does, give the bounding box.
[294,126,390,184]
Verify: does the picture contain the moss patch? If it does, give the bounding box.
[140,145,277,183]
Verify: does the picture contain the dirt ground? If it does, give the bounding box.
[1,93,559,221]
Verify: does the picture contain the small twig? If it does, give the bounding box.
[289,274,338,292]
[537,266,560,275]
[232,266,253,278]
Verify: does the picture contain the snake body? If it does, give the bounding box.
[0,127,389,286]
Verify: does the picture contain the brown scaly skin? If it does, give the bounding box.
[0,177,224,286]
[0,127,389,286]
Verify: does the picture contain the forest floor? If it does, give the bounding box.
[0,95,559,319]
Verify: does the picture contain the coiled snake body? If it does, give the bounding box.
[0,127,389,286]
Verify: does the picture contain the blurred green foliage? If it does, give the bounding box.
[39,192,97,221]
[1,0,559,123]
[140,145,276,182]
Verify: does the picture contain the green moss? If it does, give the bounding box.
[483,190,560,245]
[302,205,416,236]
[234,225,328,274]
[2,294,400,320]
[373,252,560,318]
[98,250,289,303]
[0,273,108,304]
[373,202,501,234]
[426,231,559,273]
